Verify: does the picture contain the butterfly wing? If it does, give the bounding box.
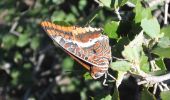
[41,21,111,78]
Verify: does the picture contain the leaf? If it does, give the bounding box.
[140,53,150,73]
[161,25,170,38]
[155,58,167,70]
[14,51,22,63]
[118,0,128,7]
[104,21,119,39]
[101,95,112,100]
[122,32,144,62]
[51,11,66,22]
[61,57,74,71]
[2,34,17,49]
[83,72,93,80]
[152,47,170,58]
[52,0,65,5]
[30,36,40,50]
[141,87,156,100]
[134,2,152,23]
[16,33,30,47]
[78,0,87,10]
[157,37,170,48]
[111,61,131,72]
[116,71,126,87]
[160,91,170,100]
[11,69,20,86]
[112,86,120,100]
[141,18,160,38]
[99,0,111,8]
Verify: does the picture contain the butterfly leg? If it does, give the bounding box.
[107,71,116,80]
[103,73,108,86]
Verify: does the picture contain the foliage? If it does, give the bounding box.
[0,0,170,100]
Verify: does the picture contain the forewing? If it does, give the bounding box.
[41,21,111,68]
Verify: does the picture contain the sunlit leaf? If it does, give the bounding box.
[157,37,170,48]
[141,18,160,38]
[134,2,152,23]
[111,61,131,72]
[104,21,119,39]
[99,0,111,8]
[161,25,170,38]
[152,47,170,58]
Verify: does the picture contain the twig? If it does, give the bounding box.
[9,20,20,36]
[164,0,169,25]
[112,56,127,61]
[35,54,45,72]
[138,72,170,85]
[115,8,122,21]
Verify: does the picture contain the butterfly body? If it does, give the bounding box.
[41,21,112,79]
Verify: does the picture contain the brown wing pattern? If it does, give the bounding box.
[41,21,111,78]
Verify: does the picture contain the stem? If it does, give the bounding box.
[138,72,170,85]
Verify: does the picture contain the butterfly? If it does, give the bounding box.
[41,21,115,85]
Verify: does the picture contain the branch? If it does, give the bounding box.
[138,72,170,85]
[164,0,169,25]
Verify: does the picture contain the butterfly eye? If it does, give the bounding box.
[85,56,88,60]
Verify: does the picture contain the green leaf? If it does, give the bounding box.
[122,31,144,62]
[14,51,22,63]
[78,0,87,10]
[122,45,141,62]
[2,34,17,49]
[157,37,170,48]
[141,87,156,100]
[152,47,170,58]
[16,33,30,47]
[51,11,66,22]
[61,57,74,71]
[104,21,119,38]
[101,95,112,100]
[155,58,167,70]
[112,86,120,100]
[83,72,93,80]
[52,0,65,5]
[30,36,40,50]
[134,2,152,23]
[118,0,128,7]
[99,0,111,8]
[141,18,160,38]
[111,61,131,72]
[53,21,71,26]
[11,69,20,86]
[161,25,170,38]
[160,91,170,100]
[140,53,150,73]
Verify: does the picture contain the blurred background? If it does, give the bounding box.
[0,0,169,100]
[0,0,117,100]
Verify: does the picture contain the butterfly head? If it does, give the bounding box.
[90,66,108,79]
